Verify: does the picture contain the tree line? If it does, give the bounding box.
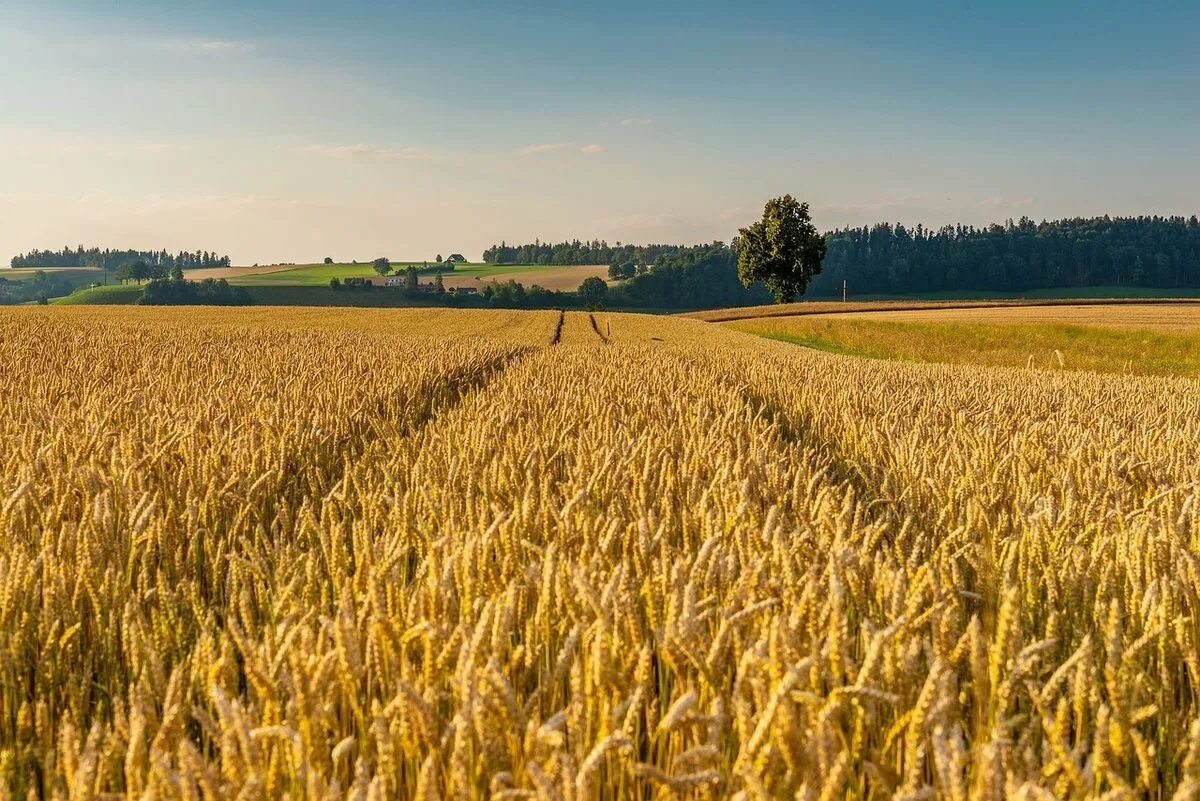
[482,240,687,266]
[139,278,252,306]
[0,271,78,305]
[574,214,1200,309]
[11,247,231,270]
[810,215,1200,296]
[605,243,770,309]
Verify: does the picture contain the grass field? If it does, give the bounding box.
[0,267,102,281]
[51,284,143,305]
[687,296,1200,322]
[802,286,1200,303]
[224,262,399,285]
[5,305,1200,798]
[793,303,1200,330]
[441,264,609,292]
[241,286,472,307]
[729,303,1200,376]
[217,261,607,289]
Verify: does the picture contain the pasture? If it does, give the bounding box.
[729,302,1200,376]
[440,264,610,292]
[50,284,143,305]
[0,267,101,278]
[211,261,610,290]
[3,305,1200,798]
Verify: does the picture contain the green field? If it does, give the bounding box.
[1,268,101,279]
[730,309,1200,377]
[809,285,1200,302]
[227,262,556,286]
[243,286,472,307]
[52,285,143,305]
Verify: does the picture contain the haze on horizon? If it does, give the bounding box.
[1,0,1197,266]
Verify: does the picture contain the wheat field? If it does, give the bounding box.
[3,306,1200,799]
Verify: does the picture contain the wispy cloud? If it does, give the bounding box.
[619,117,653,128]
[517,143,572,156]
[164,38,257,54]
[518,143,606,156]
[305,144,433,161]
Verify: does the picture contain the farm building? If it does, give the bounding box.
[446,254,467,264]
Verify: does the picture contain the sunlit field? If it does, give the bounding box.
[4,306,1200,799]
[728,303,1200,376]
[687,298,1200,323]
[208,262,610,290]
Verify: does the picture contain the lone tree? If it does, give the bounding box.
[372,258,392,276]
[577,275,608,307]
[735,195,826,303]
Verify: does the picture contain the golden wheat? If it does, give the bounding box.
[1,305,1199,799]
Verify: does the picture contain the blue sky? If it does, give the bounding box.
[2,0,1197,264]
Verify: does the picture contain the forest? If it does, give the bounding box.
[610,243,769,308]
[605,215,1200,307]
[484,216,1200,308]
[481,240,685,266]
[810,215,1200,295]
[10,246,231,270]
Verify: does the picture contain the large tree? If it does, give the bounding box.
[577,275,608,307]
[735,195,826,303]
[117,260,153,284]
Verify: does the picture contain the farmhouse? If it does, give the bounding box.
[384,277,403,287]
[449,286,478,295]
[446,254,467,264]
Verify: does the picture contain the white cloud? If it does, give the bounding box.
[619,117,653,128]
[517,143,605,156]
[517,143,572,156]
[305,144,433,161]
[196,39,255,52]
[162,38,257,54]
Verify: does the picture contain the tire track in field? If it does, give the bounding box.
[588,313,610,344]
[703,346,950,564]
[280,348,536,505]
[551,311,565,345]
